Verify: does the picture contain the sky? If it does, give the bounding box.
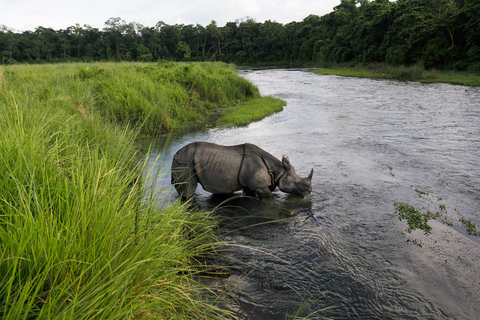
[1,0,343,32]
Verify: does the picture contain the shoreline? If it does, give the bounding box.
[308,67,480,87]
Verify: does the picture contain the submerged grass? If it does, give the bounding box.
[0,63,239,319]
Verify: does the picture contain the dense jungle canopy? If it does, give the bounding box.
[1,0,479,70]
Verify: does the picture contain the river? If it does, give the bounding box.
[145,69,480,319]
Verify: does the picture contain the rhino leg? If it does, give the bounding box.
[171,143,200,199]
[253,187,273,198]
[242,187,256,197]
[171,162,198,199]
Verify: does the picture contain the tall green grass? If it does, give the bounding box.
[0,65,230,319]
[1,62,261,136]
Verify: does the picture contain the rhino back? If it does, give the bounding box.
[194,142,244,194]
[240,143,285,188]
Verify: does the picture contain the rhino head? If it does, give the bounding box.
[278,156,313,197]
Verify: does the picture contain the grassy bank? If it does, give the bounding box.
[219,96,286,127]
[1,62,284,136]
[309,63,480,87]
[0,62,265,319]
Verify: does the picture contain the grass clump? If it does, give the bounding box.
[0,65,229,319]
[218,96,286,127]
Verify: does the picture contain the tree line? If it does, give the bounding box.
[1,0,479,70]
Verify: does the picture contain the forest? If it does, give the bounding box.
[1,0,479,70]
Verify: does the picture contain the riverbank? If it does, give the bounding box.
[1,62,285,135]
[308,64,480,87]
[0,61,282,319]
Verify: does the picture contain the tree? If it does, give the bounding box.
[236,18,260,62]
[104,17,127,60]
[159,23,181,59]
[195,24,208,58]
[176,41,191,60]
[136,44,153,61]
[1,3,478,70]
[460,0,480,66]
[258,20,285,62]
[34,27,62,61]
[0,25,18,63]
[206,21,223,56]
[82,25,102,60]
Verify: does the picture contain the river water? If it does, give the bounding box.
[145,69,480,319]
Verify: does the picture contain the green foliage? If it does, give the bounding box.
[1,62,259,136]
[136,44,153,62]
[176,41,192,60]
[395,186,479,247]
[310,68,394,80]
[1,0,479,70]
[309,63,480,86]
[0,64,231,319]
[394,203,440,235]
[218,96,286,127]
[389,62,425,81]
[459,218,479,236]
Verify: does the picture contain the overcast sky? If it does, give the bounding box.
[1,0,343,32]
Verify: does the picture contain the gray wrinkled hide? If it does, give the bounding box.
[171,142,313,198]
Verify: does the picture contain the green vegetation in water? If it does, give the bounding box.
[395,186,479,247]
[0,62,252,319]
[459,217,480,235]
[1,61,284,136]
[309,63,480,87]
[387,166,395,177]
[394,203,440,235]
[415,188,430,197]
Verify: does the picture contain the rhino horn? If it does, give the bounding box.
[306,168,313,181]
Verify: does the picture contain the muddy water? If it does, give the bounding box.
[145,70,480,319]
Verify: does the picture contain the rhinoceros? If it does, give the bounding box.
[171,142,313,199]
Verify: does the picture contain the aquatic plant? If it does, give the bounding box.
[394,203,440,235]
[395,186,479,247]
[459,217,480,235]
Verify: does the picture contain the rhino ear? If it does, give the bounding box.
[282,156,291,170]
[306,168,313,181]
